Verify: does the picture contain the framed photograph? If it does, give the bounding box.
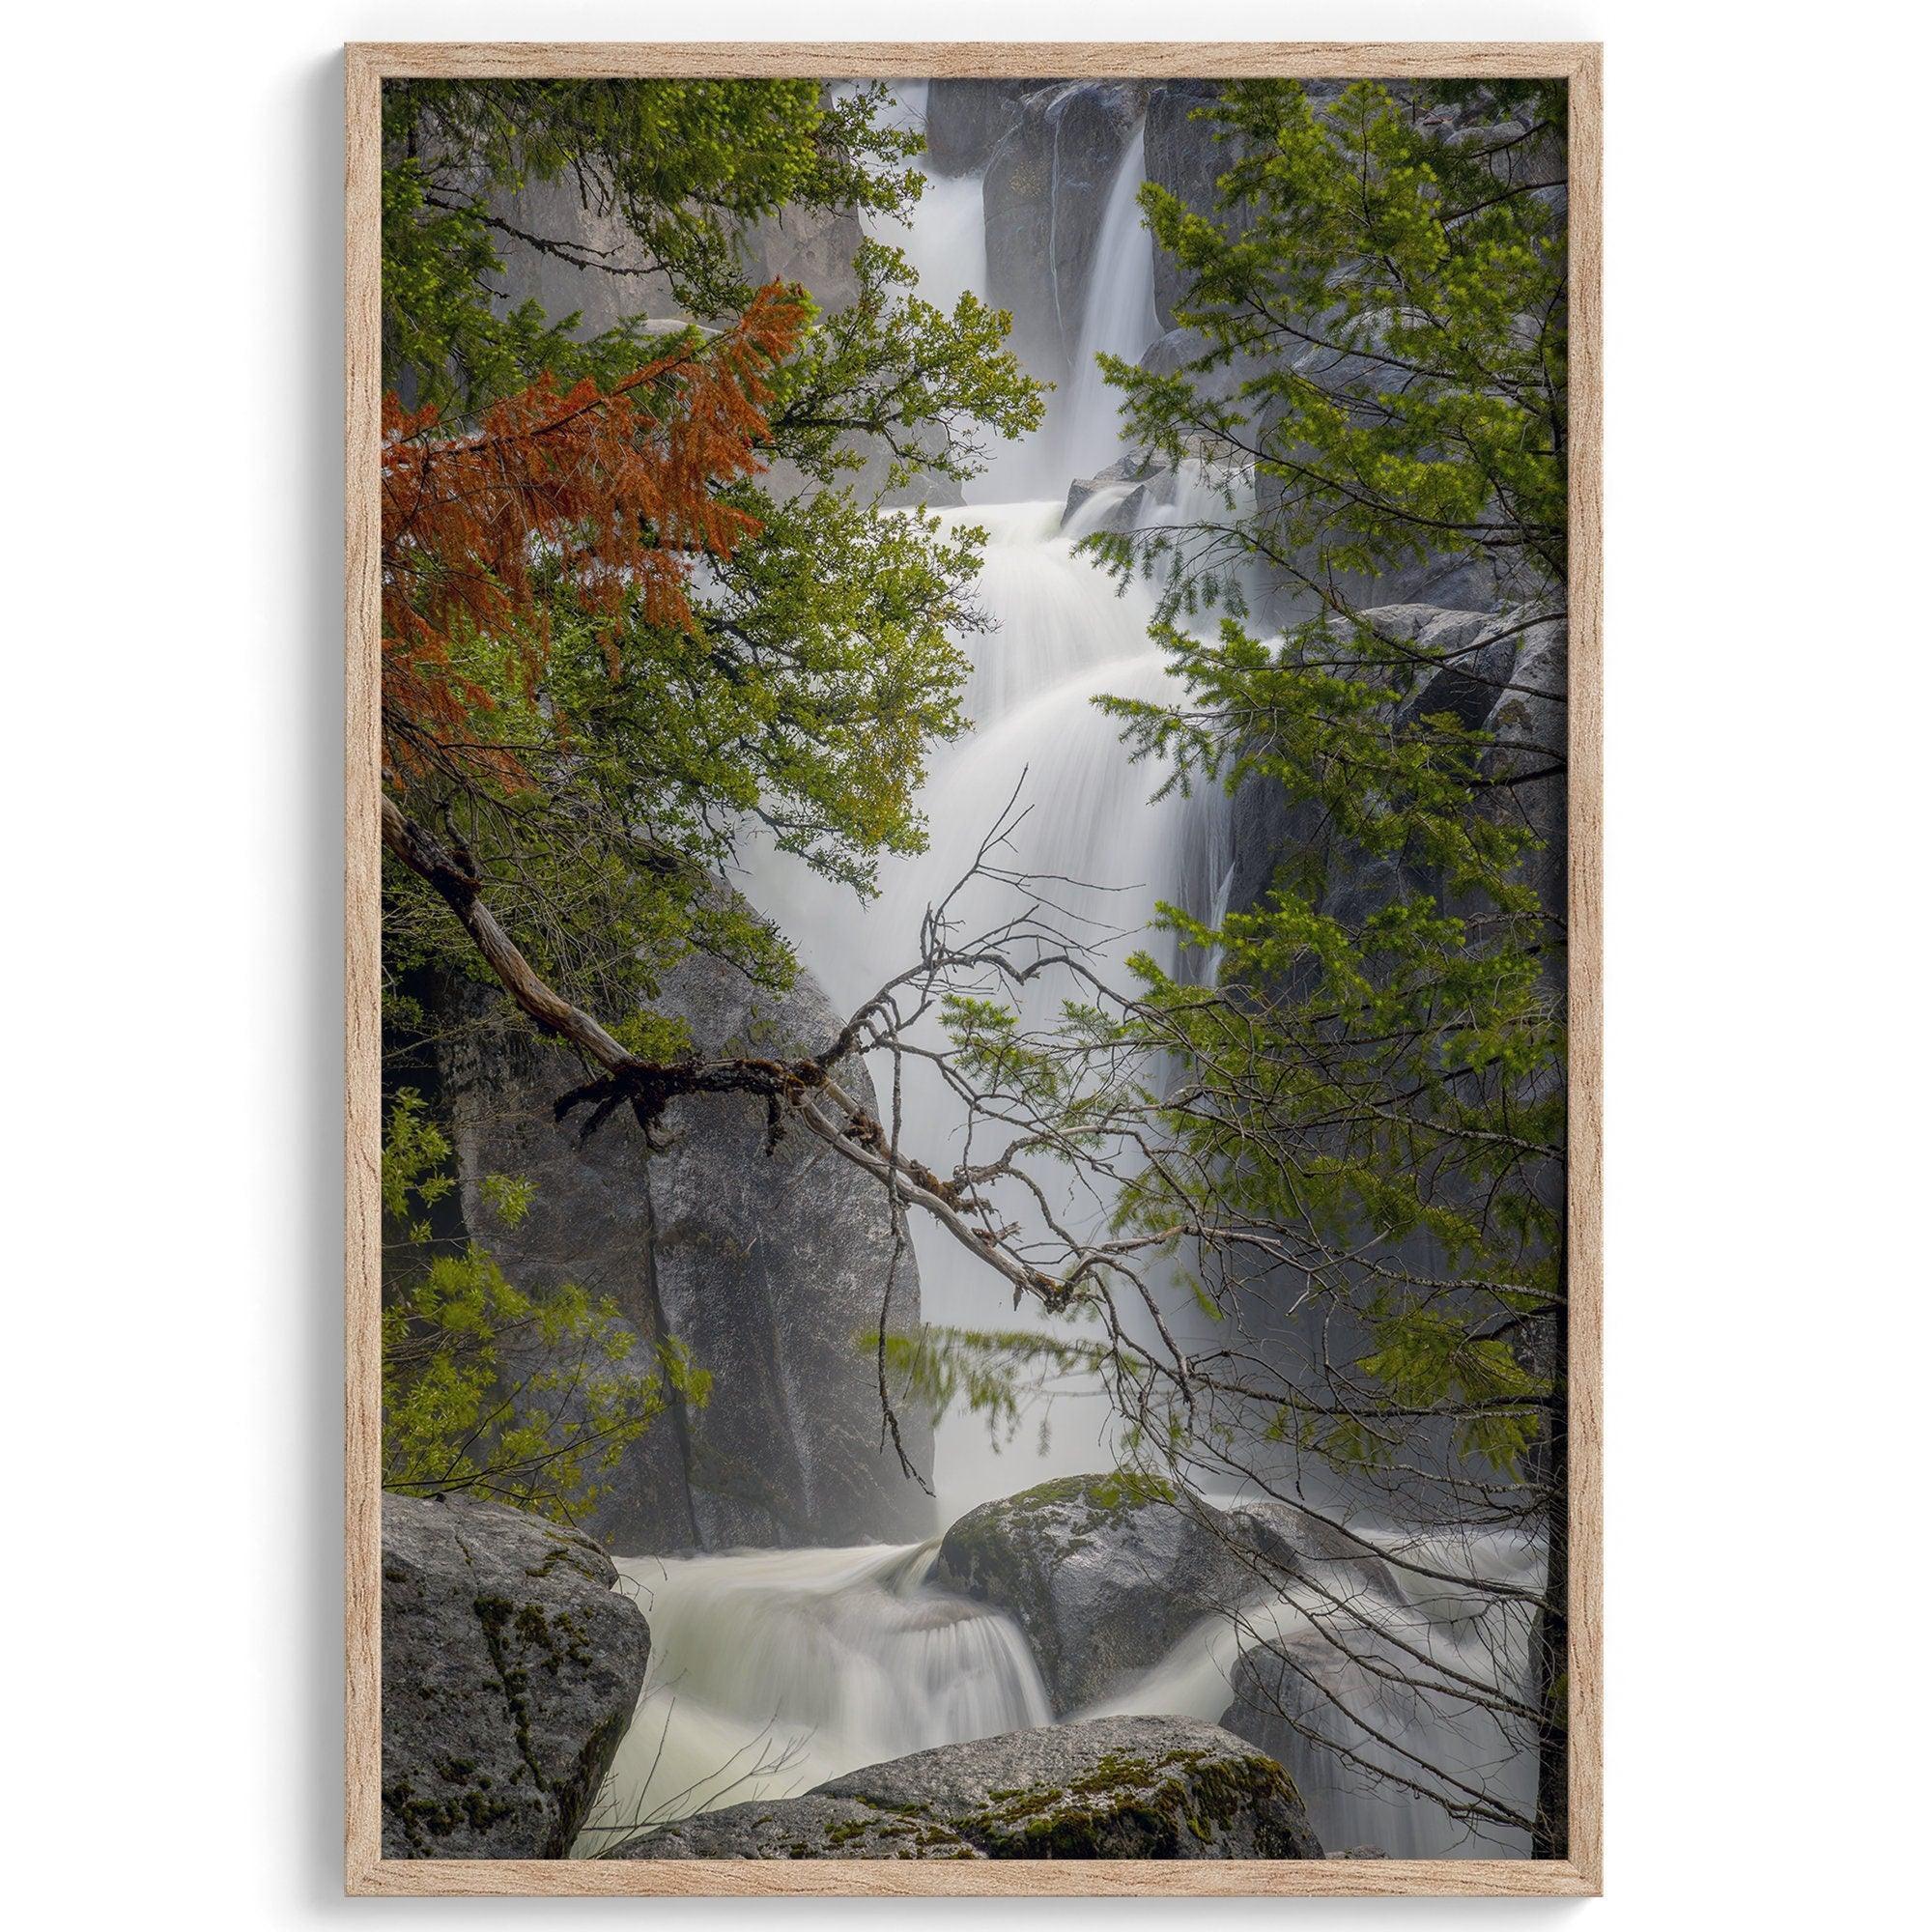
[346,41,1601,1897]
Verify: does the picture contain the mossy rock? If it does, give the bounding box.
[381,1493,652,1859]
[934,1473,1297,1712]
[611,1717,1321,1861]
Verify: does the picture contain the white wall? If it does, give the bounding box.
[11,2,1922,1922]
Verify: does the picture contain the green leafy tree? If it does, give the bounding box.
[382,1092,709,1523]
[826,78,1573,1854]
[1098,76,1571,1856]
[1094,75,1567,612]
[382,77,923,411]
[372,73,1574,1853]
[379,78,1043,1066]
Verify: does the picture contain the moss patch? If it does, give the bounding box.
[956,1745,1279,1857]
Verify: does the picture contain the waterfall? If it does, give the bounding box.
[743,496,1225,1525]
[744,106,1222,1520]
[576,1543,1050,1851]
[889,169,988,313]
[842,78,988,313]
[1059,125,1160,481]
[590,83,1528,1861]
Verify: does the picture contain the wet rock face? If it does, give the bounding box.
[440,909,934,1558]
[380,1494,652,1859]
[1142,78,1350,332]
[983,81,1150,386]
[933,1474,1295,1713]
[611,1716,1322,1859]
[639,943,935,1550]
[434,1001,695,1556]
[1144,81,1231,331]
[923,79,1037,176]
[1062,464,1155,535]
[735,202,867,314]
[478,172,681,345]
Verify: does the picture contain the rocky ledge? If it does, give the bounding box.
[610,1716,1321,1860]
[380,1493,652,1859]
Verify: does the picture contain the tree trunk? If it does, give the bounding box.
[1531,1259,1570,1859]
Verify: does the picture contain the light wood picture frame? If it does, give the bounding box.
[347,40,1602,1898]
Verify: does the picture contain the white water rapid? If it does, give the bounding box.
[579,87,1535,1861]
[577,1541,1050,1848]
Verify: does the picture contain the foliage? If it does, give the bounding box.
[381,1092,709,1523]
[381,286,808,791]
[1081,78,1571,1481]
[379,79,1043,1054]
[383,77,922,412]
[768,237,1041,493]
[873,1328,1119,1456]
[1092,76,1569,611]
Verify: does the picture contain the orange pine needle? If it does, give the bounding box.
[380,283,809,788]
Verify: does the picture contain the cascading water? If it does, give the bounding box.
[744,491,1226,1523]
[847,80,989,312]
[1073,1515,1542,1858]
[1059,126,1162,482]
[582,84,1533,1860]
[577,1543,1049,1848]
